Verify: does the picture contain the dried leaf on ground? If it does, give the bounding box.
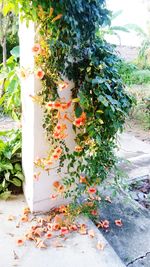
[96,241,106,251]
[88,229,95,238]
[8,215,16,221]
[13,250,19,260]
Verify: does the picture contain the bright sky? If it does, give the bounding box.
[106,0,150,46]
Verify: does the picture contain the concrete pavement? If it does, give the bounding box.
[0,195,125,267]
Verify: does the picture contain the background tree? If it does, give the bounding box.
[0,0,18,95]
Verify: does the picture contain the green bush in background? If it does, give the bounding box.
[0,128,23,199]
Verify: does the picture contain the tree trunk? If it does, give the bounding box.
[2,36,7,67]
[0,37,7,96]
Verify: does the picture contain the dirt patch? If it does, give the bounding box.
[125,119,150,144]
[129,177,150,209]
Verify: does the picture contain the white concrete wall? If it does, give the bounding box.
[19,21,75,213]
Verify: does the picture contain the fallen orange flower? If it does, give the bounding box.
[115,219,123,227]
[79,224,87,235]
[101,220,110,229]
[33,228,43,237]
[59,205,67,213]
[52,223,60,231]
[23,207,31,215]
[54,215,63,224]
[97,241,105,251]
[45,231,53,239]
[60,227,69,235]
[36,238,47,249]
[31,225,38,231]
[88,229,95,238]
[25,231,35,241]
[8,215,16,221]
[69,224,78,231]
[20,215,28,223]
[16,238,24,246]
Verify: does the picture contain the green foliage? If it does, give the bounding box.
[130,69,150,85]
[118,60,137,85]
[0,128,23,199]
[0,32,19,63]
[3,1,133,205]
[0,51,21,120]
[23,0,132,201]
[118,60,150,85]
[0,2,19,65]
[127,84,150,130]
[127,23,150,69]
[0,21,19,63]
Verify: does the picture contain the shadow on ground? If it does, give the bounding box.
[98,199,150,267]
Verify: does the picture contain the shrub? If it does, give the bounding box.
[131,69,150,85]
[0,128,23,199]
[0,46,21,120]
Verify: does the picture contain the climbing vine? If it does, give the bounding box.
[6,0,133,218]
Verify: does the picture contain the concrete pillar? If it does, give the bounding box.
[19,21,75,213]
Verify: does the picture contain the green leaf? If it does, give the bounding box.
[98,95,109,107]
[0,130,12,137]
[111,10,123,20]
[10,178,22,187]
[105,94,120,106]
[110,26,129,33]
[96,110,104,114]
[12,142,21,155]
[10,46,20,59]
[72,98,80,103]
[14,163,22,171]
[75,105,82,118]
[0,162,13,171]
[99,119,104,124]
[0,140,6,153]
[0,191,11,200]
[15,172,24,181]
[92,77,105,85]
[4,172,10,181]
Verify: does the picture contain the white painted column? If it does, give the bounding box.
[19,21,75,213]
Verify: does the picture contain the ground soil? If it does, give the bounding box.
[125,119,150,144]
[97,198,150,267]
